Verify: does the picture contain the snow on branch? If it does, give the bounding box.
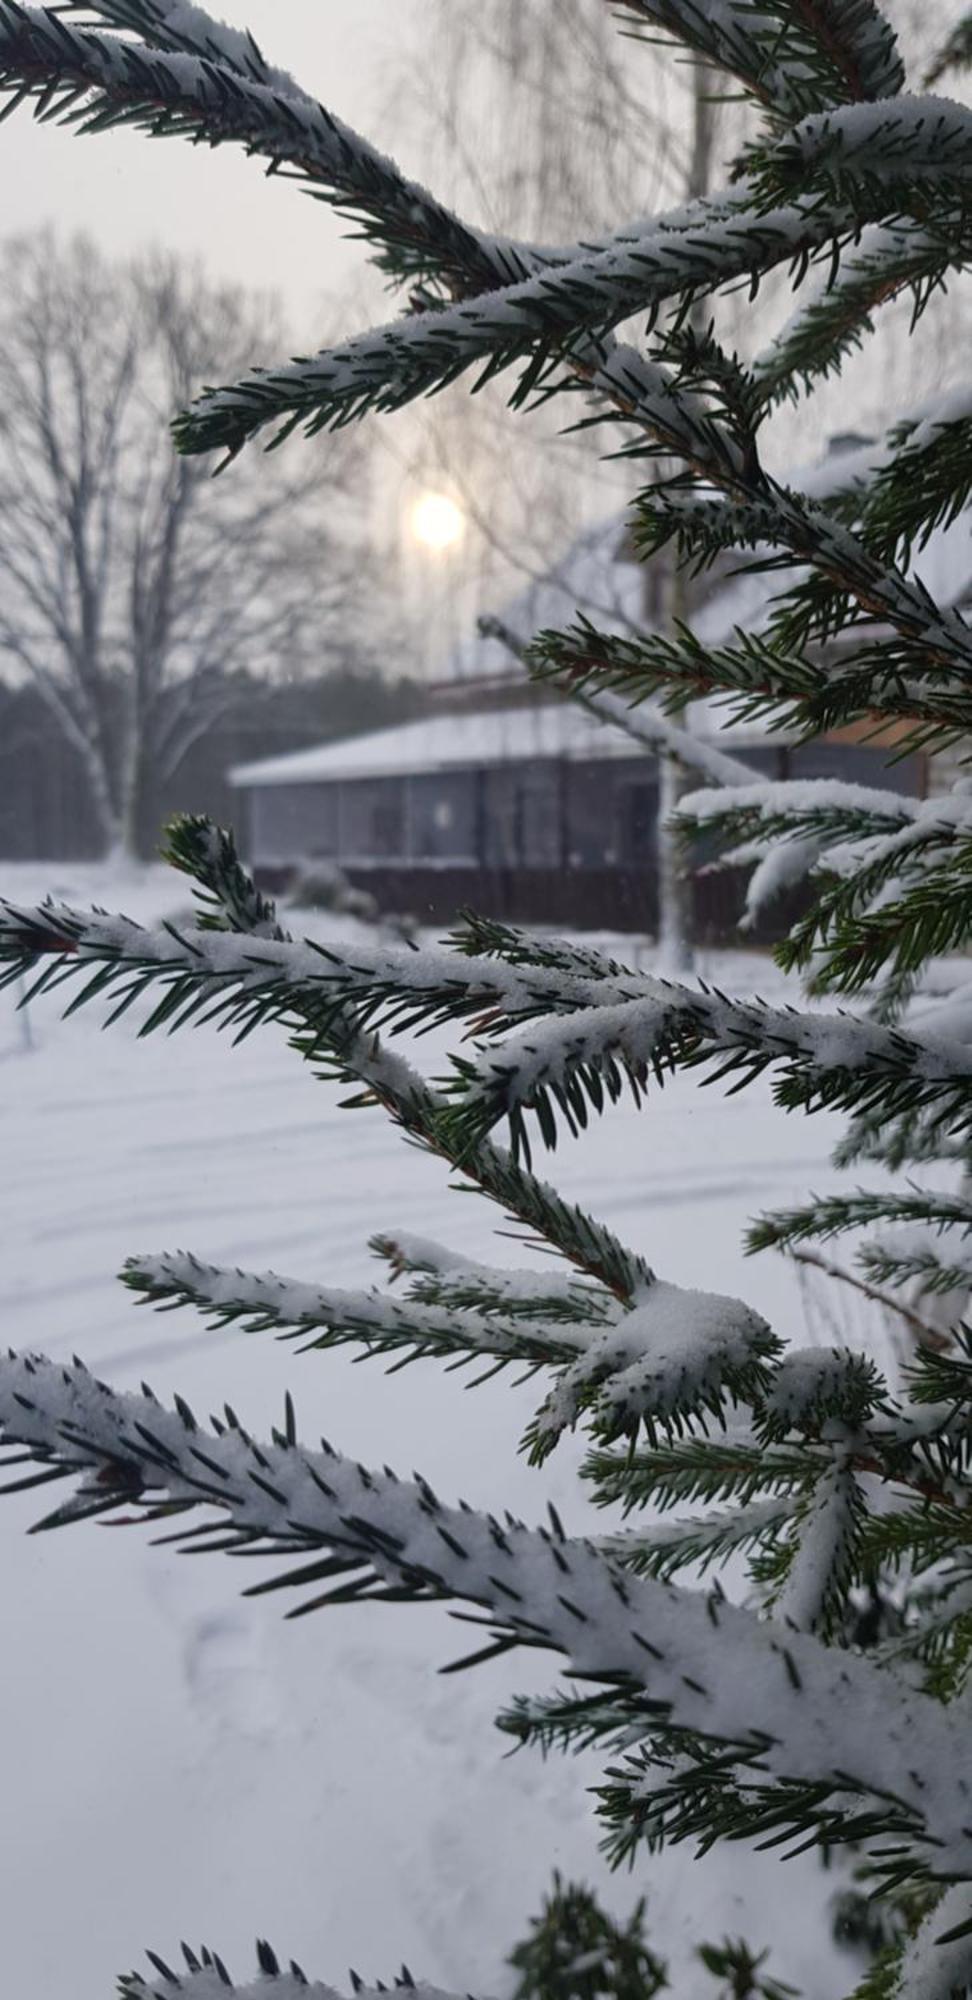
[567,683,756,787]
[123,1248,780,1454]
[752,219,963,411]
[478,612,755,790]
[0,885,654,1303]
[121,1937,479,2000]
[450,981,972,1162]
[593,1495,799,1581]
[123,1245,584,1369]
[525,1281,779,1457]
[0,895,657,1033]
[892,1885,972,1999]
[754,95,972,210]
[766,1463,862,1637]
[2,1351,971,1882]
[679,778,923,840]
[370,1231,615,1326]
[169,192,859,461]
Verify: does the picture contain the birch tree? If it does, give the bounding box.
[0,235,370,856]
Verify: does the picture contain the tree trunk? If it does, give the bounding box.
[655,750,695,972]
[653,65,717,973]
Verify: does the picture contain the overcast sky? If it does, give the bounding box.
[5,4,423,332]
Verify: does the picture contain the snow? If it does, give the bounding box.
[5,1353,971,1878]
[533,1277,772,1442]
[0,860,866,2000]
[894,1883,972,2000]
[774,1463,855,1633]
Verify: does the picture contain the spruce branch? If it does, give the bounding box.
[751,96,972,212]
[168,192,866,462]
[122,1246,583,1373]
[751,220,961,412]
[613,0,904,119]
[445,983,972,1163]
[925,15,972,88]
[0,0,513,295]
[748,1190,972,1257]
[2,1352,971,1884]
[0,871,652,1302]
[478,611,755,789]
[120,1938,477,2000]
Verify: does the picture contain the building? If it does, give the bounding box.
[230,695,926,935]
[230,438,966,936]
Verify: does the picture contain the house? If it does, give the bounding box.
[230,440,964,935]
[229,693,925,936]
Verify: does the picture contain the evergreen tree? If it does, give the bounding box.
[2,3,972,1995]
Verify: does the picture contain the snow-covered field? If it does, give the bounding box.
[1,861,859,2000]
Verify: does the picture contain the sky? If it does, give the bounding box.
[4,1,969,678]
[5,3,421,332]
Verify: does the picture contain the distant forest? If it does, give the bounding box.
[0,668,428,861]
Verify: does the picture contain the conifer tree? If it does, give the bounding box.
[2,3,972,1995]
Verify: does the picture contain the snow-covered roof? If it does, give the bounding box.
[230,701,763,790]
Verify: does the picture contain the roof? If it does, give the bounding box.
[230,701,763,790]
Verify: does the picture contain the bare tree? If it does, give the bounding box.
[0,235,374,856]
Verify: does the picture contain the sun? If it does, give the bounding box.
[410,490,466,552]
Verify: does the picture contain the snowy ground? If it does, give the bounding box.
[1,861,865,2000]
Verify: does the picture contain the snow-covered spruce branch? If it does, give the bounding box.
[445,984,972,1161]
[168,192,869,461]
[477,612,755,790]
[890,1884,972,1999]
[370,1230,615,1326]
[0,888,652,1301]
[528,614,965,744]
[632,470,972,682]
[592,1495,801,1582]
[679,780,929,849]
[777,858,972,993]
[121,1938,476,2000]
[0,895,660,1034]
[748,1188,972,1254]
[3,1353,972,1884]
[762,1461,864,1638]
[124,1248,777,1456]
[751,219,965,411]
[853,393,972,562]
[162,814,287,939]
[0,0,513,295]
[123,1245,586,1365]
[613,0,903,118]
[676,783,972,973]
[752,95,972,211]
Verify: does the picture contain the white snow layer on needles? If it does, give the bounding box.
[533,1278,770,1438]
[0,862,861,2000]
[131,1973,478,2000]
[3,1351,972,1884]
[894,1884,972,2000]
